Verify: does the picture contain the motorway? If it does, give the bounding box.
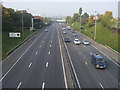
[2,24,66,89]
[57,23,119,89]
[1,23,119,89]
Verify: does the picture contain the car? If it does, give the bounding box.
[73,39,80,45]
[62,27,66,30]
[64,38,71,43]
[63,31,67,34]
[91,54,106,69]
[71,30,75,33]
[82,40,90,45]
[80,27,84,29]
[67,26,71,30]
[44,29,48,32]
[72,33,77,37]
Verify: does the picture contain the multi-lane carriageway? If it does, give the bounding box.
[1,23,119,90]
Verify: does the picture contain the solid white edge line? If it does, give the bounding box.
[16,82,22,90]
[61,32,81,89]
[0,33,42,81]
[90,52,92,55]
[42,82,45,90]
[28,62,32,68]
[91,45,120,67]
[99,83,105,90]
[58,30,68,89]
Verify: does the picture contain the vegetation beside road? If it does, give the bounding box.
[65,8,119,53]
[2,29,36,60]
[2,6,52,60]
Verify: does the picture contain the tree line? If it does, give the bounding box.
[65,8,117,30]
[2,6,52,32]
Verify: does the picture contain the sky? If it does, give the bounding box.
[1,0,119,18]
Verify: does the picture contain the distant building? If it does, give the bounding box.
[33,16,44,29]
[93,14,101,20]
[57,19,65,23]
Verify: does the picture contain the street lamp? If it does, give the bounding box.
[94,11,97,40]
[21,10,24,38]
[21,8,29,38]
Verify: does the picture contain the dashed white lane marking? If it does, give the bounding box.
[83,46,86,47]
[99,83,105,90]
[46,62,49,67]
[16,82,22,90]
[50,45,51,47]
[28,62,32,68]
[35,52,38,55]
[39,45,41,47]
[48,51,51,55]
[90,52,92,55]
[85,61,88,65]
[0,33,42,82]
[42,82,45,90]
[51,41,52,42]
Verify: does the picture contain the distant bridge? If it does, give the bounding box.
[56,19,65,23]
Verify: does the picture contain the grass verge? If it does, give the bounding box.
[69,22,119,53]
[2,29,36,60]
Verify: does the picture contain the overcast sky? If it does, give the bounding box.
[1,0,119,18]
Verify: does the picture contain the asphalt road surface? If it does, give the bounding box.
[1,23,119,89]
[57,23,119,89]
[2,24,66,89]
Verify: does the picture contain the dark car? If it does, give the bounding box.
[71,31,75,33]
[91,54,106,69]
[72,33,77,37]
[44,29,48,32]
[64,38,71,43]
[80,27,84,29]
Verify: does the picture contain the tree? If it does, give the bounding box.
[79,8,82,27]
[71,13,80,23]
[81,12,89,25]
[65,16,72,24]
[101,11,113,28]
[2,6,34,31]
[79,8,82,15]
[87,15,95,27]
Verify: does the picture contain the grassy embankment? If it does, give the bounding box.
[70,22,119,53]
[2,29,36,60]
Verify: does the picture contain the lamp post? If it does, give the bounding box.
[94,11,97,40]
[21,8,29,38]
[21,10,24,38]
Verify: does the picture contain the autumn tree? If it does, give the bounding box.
[101,11,113,28]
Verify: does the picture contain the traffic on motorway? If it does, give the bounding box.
[2,2,119,89]
[1,23,119,90]
[62,25,107,69]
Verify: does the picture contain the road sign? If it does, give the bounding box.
[9,32,21,37]
[30,27,33,31]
